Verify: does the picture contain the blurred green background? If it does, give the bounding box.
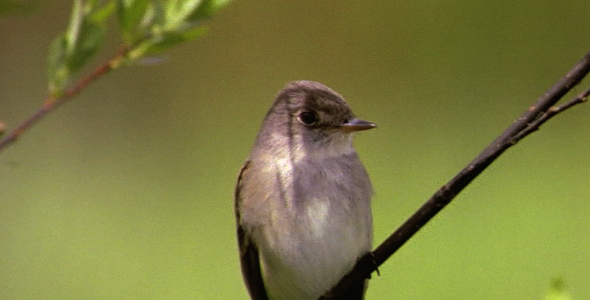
[1,0,590,299]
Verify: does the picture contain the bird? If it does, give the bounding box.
[235,80,375,300]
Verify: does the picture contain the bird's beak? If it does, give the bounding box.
[339,118,376,132]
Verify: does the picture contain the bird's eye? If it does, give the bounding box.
[298,111,318,125]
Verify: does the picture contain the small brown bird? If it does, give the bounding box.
[235,81,375,300]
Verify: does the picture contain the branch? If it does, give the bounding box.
[320,50,590,299]
[0,48,127,152]
[0,0,230,153]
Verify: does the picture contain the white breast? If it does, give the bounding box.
[252,154,373,300]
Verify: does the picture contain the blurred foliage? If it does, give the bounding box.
[544,278,573,300]
[47,0,114,94]
[47,0,230,95]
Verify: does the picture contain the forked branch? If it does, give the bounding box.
[320,50,590,299]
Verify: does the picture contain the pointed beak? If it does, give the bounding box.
[339,118,376,132]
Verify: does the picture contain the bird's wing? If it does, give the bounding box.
[235,161,270,300]
[320,274,368,300]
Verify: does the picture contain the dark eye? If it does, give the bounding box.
[298,111,318,125]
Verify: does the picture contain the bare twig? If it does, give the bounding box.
[511,86,590,143]
[320,50,590,299]
[0,47,128,152]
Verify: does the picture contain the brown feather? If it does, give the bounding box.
[235,161,270,300]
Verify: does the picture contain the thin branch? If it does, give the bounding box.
[0,47,128,152]
[511,86,590,143]
[320,50,590,299]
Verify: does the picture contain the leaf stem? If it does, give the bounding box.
[0,47,128,152]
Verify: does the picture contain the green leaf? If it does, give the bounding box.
[164,0,202,29]
[48,0,115,94]
[116,0,151,44]
[116,0,230,65]
[47,35,70,94]
[128,26,207,59]
[93,0,116,23]
[67,16,104,73]
[64,0,84,56]
[187,0,231,21]
[162,0,230,30]
[68,0,114,72]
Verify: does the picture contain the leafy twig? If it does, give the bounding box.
[0,48,127,150]
[0,0,229,153]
